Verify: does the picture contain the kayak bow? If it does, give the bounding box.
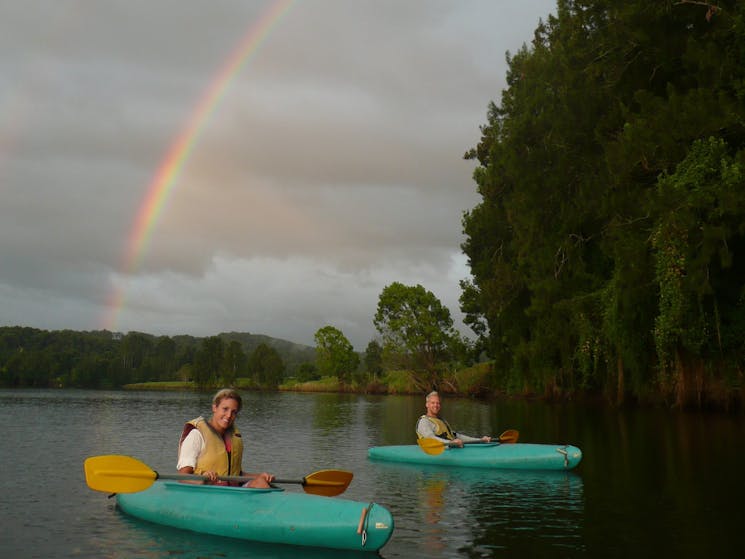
[116,481,394,552]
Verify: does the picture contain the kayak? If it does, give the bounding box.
[368,442,583,470]
[116,481,394,552]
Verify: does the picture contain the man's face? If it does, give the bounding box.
[425,395,441,416]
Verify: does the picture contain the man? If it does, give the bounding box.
[416,390,492,447]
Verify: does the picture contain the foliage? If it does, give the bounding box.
[222,341,246,387]
[313,326,360,385]
[193,336,224,389]
[373,282,461,386]
[651,137,745,405]
[461,0,745,407]
[279,375,341,393]
[217,331,315,374]
[379,369,421,395]
[451,362,497,398]
[295,362,320,382]
[363,340,383,378]
[247,343,285,388]
[0,327,296,390]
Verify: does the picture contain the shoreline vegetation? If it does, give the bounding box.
[121,364,497,399]
[1,324,741,411]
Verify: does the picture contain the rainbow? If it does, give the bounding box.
[102,0,294,332]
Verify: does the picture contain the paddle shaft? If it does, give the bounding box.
[417,429,519,455]
[84,455,353,496]
[444,439,497,447]
[155,472,305,485]
[436,429,519,446]
[444,429,519,446]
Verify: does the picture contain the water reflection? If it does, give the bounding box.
[369,461,584,556]
[5,389,742,559]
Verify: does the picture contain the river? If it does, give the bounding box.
[1,388,742,558]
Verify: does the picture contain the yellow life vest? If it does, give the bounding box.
[417,415,456,440]
[179,416,244,476]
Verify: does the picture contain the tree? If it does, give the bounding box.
[223,341,247,386]
[247,343,285,388]
[120,332,153,373]
[461,0,745,405]
[364,340,383,379]
[651,137,745,406]
[295,362,320,382]
[373,282,459,384]
[314,326,359,385]
[150,336,177,381]
[193,336,224,388]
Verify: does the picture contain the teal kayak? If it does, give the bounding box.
[116,481,394,552]
[368,442,582,470]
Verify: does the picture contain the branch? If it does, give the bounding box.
[674,1,721,21]
[674,1,719,8]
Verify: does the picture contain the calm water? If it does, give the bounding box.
[1,388,743,558]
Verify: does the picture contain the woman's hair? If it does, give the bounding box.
[212,388,242,411]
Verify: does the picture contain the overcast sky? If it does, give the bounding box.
[1,0,555,350]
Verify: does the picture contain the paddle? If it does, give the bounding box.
[84,455,353,497]
[417,429,520,456]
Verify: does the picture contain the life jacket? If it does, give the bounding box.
[417,415,456,440]
[179,416,243,477]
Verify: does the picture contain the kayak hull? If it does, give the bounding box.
[368,442,582,470]
[116,481,393,552]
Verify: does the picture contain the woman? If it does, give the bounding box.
[177,388,275,488]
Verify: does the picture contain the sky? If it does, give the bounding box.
[1,0,556,350]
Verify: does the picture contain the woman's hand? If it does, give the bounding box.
[242,471,275,488]
[256,472,275,484]
[204,470,219,483]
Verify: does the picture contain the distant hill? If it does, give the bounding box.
[215,331,317,372]
[166,331,316,373]
[0,325,318,380]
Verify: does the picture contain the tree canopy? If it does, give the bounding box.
[313,326,360,384]
[0,327,305,390]
[374,282,462,386]
[461,0,745,407]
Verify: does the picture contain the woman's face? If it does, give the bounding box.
[211,397,240,433]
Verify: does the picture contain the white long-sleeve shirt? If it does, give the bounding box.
[177,428,206,470]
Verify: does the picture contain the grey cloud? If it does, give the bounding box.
[1,0,556,347]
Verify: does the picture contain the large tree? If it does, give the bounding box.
[314,326,359,385]
[223,340,247,387]
[193,336,224,388]
[651,137,745,406]
[461,0,745,406]
[247,343,285,388]
[373,282,460,384]
[364,340,383,379]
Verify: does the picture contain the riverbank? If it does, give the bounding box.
[122,363,499,398]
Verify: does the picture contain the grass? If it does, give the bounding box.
[122,381,194,391]
[279,376,342,393]
[122,363,498,398]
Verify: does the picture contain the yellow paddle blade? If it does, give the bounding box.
[499,429,519,444]
[84,455,157,494]
[300,469,354,497]
[417,438,447,456]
